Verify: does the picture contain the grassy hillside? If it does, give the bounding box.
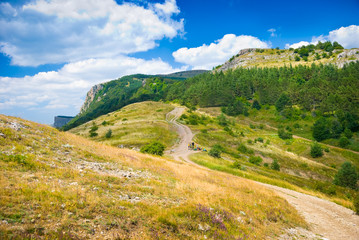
[0,114,307,239]
[69,101,358,209]
[181,107,358,208]
[70,101,177,149]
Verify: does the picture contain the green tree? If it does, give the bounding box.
[278,127,292,140]
[105,129,112,138]
[334,162,358,189]
[252,99,261,110]
[339,136,350,147]
[217,113,228,126]
[140,141,165,156]
[271,159,280,171]
[275,93,291,112]
[249,156,263,166]
[344,128,353,139]
[310,142,323,158]
[209,144,223,158]
[312,117,331,141]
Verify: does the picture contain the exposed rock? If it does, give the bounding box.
[80,83,104,114]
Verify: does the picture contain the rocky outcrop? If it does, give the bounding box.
[79,84,103,114]
[216,48,359,72]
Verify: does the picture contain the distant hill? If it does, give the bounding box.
[63,70,208,130]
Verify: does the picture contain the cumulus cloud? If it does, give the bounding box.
[0,0,184,66]
[285,25,359,49]
[172,34,270,69]
[328,25,359,49]
[0,56,186,113]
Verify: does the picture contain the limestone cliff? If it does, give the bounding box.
[79,83,103,114]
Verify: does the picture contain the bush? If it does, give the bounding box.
[217,114,228,126]
[232,161,241,169]
[339,136,350,147]
[271,159,280,171]
[334,162,358,189]
[252,99,261,110]
[310,142,323,158]
[312,117,331,141]
[90,131,98,137]
[105,129,112,138]
[344,128,353,139]
[209,144,224,158]
[278,128,292,140]
[255,137,264,143]
[249,156,262,166]
[140,141,166,156]
[237,143,248,153]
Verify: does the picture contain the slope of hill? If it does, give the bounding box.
[0,114,307,239]
[215,47,359,71]
[70,101,358,209]
[63,70,208,131]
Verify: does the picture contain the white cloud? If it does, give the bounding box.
[0,56,186,113]
[172,34,270,69]
[328,25,359,49]
[0,0,183,66]
[268,28,277,37]
[285,25,359,49]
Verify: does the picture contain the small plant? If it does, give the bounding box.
[105,129,112,138]
[249,156,262,166]
[310,142,323,158]
[140,141,166,156]
[232,160,241,169]
[271,159,280,171]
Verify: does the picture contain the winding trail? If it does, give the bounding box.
[166,107,359,240]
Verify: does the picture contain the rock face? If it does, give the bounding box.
[54,116,74,128]
[79,84,103,114]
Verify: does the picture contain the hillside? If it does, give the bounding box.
[215,47,359,71]
[0,114,308,239]
[70,101,359,209]
[63,70,208,131]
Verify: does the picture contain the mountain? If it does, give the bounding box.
[63,70,208,130]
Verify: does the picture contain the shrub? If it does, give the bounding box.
[312,117,331,141]
[334,162,358,189]
[249,156,262,166]
[252,99,261,110]
[344,128,353,139]
[263,163,269,167]
[232,161,241,169]
[255,137,264,143]
[217,114,228,126]
[105,129,112,138]
[339,136,350,147]
[90,131,98,137]
[249,124,256,129]
[237,143,248,153]
[209,144,224,158]
[310,142,323,158]
[271,159,280,171]
[140,141,166,156]
[278,128,292,140]
[102,121,108,126]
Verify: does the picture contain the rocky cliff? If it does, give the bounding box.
[79,83,103,114]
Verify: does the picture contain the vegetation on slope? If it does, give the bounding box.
[0,114,305,239]
[69,101,177,150]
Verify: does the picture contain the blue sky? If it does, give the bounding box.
[1,0,359,124]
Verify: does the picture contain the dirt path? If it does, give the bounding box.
[167,107,359,240]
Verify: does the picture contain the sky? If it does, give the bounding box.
[1,0,359,124]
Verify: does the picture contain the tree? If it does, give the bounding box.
[310,142,323,158]
[209,144,223,158]
[271,159,280,171]
[275,93,291,112]
[339,136,350,147]
[249,156,263,166]
[312,117,331,142]
[252,99,261,110]
[344,128,353,139]
[334,162,358,189]
[105,129,112,138]
[217,113,228,126]
[140,141,165,156]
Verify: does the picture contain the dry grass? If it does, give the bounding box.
[0,114,306,239]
